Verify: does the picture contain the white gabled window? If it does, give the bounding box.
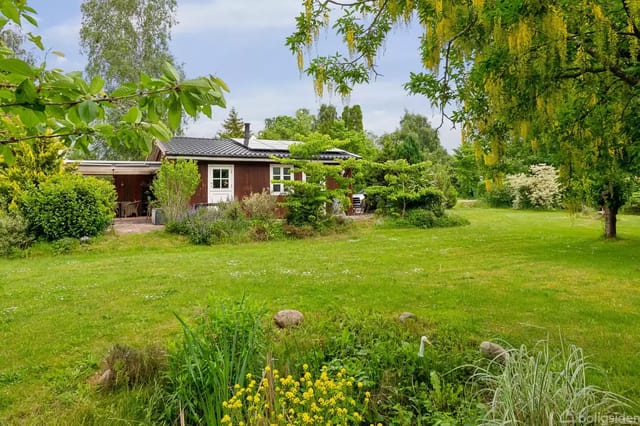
[270,165,293,194]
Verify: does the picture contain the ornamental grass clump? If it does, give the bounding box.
[222,364,371,425]
[473,340,631,425]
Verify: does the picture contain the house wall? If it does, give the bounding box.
[190,161,271,205]
[234,163,270,199]
[191,162,209,205]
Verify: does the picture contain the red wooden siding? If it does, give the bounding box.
[234,163,270,200]
[190,162,209,205]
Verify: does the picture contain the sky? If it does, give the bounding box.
[27,0,461,152]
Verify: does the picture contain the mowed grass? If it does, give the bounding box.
[1,208,640,422]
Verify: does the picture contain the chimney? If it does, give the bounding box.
[244,123,251,146]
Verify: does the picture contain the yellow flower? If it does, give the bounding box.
[221,414,231,424]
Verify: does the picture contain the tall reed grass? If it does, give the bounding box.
[159,299,265,425]
[474,340,631,425]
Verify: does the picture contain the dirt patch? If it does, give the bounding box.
[112,218,164,234]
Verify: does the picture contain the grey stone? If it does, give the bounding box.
[274,309,304,328]
[95,368,114,387]
[398,312,417,322]
[480,341,509,363]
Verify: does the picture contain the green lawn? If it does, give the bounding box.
[1,208,640,422]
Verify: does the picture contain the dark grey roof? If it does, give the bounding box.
[157,137,358,162]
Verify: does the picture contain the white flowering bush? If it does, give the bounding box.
[505,164,562,210]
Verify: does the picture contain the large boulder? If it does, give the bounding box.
[274,309,304,328]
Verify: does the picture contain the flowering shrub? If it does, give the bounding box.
[222,364,373,425]
[505,164,562,209]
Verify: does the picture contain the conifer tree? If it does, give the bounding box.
[218,108,245,139]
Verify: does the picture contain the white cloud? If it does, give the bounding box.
[176,0,300,34]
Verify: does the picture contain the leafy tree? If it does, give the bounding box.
[289,0,640,238]
[0,2,228,166]
[217,107,245,139]
[81,0,178,91]
[151,159,200,223]
[341,105,363,132]
[259,108,314,140]
[79,0,182,160]
[377,112,448,164]
[364,160,445,217]
[315,104,338,134]
[452,141,481,199]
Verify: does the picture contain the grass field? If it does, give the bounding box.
[1,208,640,423]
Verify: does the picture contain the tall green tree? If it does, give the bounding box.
[289,0,640,238]
[80,0,180,160]
[341,105,363,132]
[80,0,178,91]
[259,108,314,140]
[315,104,337,134]
[377,112,448,164]
[0,2,227,167]
[217,107,245,139]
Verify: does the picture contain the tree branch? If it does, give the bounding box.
[0,86,176,110]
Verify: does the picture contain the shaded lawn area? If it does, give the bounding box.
[1,208,639,421]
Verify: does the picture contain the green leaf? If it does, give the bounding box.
[78,100,99,123]
[89,76,104,94]
[27,33,43,50]
[0,144,15,165]
[110,83,138,98]
[148,122,173,141]
[0,58,36,77]
[211,76,230,92]
[15,79,38,104]
[179,91,197,117]
[168,95,182,129]
[162,62,181,83]
[122,106,142,124]
[1,3,20,24]
[94,123,115,137]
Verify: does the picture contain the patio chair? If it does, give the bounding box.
[122,201,141,217]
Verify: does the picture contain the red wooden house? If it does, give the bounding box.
[147,127,359,207]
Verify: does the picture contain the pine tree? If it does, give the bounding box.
[218,108,245,139]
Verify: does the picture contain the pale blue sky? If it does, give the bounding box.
[27,0,461,151]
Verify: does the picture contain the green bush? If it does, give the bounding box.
[241,189,278,222]
[169,202,251,245]
[483,184,513,208]
[151,159,200,223]
[282,181,331,228]
[20,174,115,241]
[622,190,640,214]
[0,210,33,256]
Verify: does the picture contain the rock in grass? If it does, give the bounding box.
[480,341,509,363]
[94,368,114,387]
[398,312,417,322]
[274,310,304,328]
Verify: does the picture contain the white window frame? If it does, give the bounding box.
[270,164,294,195]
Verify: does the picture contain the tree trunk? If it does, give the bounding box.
[604,207,617,239]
